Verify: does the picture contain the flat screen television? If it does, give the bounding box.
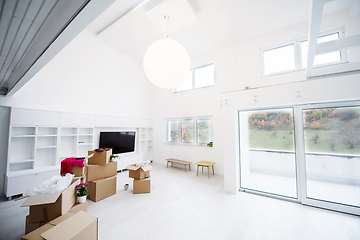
[99,131,136,154]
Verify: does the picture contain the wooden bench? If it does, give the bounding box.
[166,158,192,172]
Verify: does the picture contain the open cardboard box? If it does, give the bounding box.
[88,149,112,165]
[61,154,94,177]
[22,211,98,240]
[87,161,117,182]
[125,164,153,180]
[21,178,80,223]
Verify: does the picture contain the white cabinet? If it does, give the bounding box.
[5,170,59,197]
[10,108,60,126]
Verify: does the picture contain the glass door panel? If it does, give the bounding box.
[239,108,297,198]
[303,106,360,207]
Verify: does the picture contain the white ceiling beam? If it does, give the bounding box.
[316,34,360,55]
[309,62,360,78]
[306,0,333,78]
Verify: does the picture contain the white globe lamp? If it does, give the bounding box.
[143,38,190,89]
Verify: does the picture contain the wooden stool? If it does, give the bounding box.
[195,161,216,179]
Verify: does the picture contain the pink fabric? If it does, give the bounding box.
[61,158,85,175]
[72,159,85,167]
[61,158,73,175]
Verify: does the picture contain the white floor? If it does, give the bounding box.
[1,163,360,240]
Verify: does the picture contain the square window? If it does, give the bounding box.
[194,64,214,89]
[196,119,211,144]
[263,44,296,75]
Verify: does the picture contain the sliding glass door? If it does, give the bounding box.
[300,104,360,213]
[238,102,360,215]
[238,108,298,199]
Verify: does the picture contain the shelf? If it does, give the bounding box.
[37,135,57,137]
[9,161,34,172]
[78,134,93,136]
[78,143,92,146]
[10,159,34,164]
[60,134,77,137]
[37,146,57,149]
[12,127,36,136]
[37,127,57,135]
[12,135,35,138]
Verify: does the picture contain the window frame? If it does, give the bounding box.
[297,28,348,69]
[260,28,348,77]
[165,116,212,146]
[173,63,214,93]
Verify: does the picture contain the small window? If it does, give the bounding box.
[263,44,296,75]
[167,120,179,142]
[174,64,214,92]
[196,119,211,144]
[300,32,341,68]
[181,120,193,143]
[194,64,214,89]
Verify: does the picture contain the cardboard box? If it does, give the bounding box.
[21,211,98,240]
[88,149,112,165]
[87,161,117,182]
[88,176,117,202]
[21,179,80,223]
[61,154,93,177]
[25,215,48,234]
[125,164,153,180]
[133,177,151,194]
[69,201,87,214]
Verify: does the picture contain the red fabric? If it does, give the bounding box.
[61,158,85,175]
[61,158,74,175]
[72,159,85,167]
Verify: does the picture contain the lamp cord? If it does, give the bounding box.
[164,15,169,38]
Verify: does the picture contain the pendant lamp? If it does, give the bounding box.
[143,16,190,89]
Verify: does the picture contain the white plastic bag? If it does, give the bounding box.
[135,160,151,167]
[23,173,74,196]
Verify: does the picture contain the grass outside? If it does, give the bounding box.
[249,128,360,154]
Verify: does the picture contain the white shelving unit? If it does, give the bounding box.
[5,108,152,198]
[59,127,94,161]
[138,127,153,154]
[6,125,60,198]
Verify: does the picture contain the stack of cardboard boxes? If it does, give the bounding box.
[87,148,117,202]
[21,178,90,237]
[125,163,153,194]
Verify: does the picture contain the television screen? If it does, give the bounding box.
[99,132,136,154]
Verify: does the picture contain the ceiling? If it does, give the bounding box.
[0,0,358,96]
[94,0,358,62]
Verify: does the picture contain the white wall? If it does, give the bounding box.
[0,30,155,119]
[152,10,360,187]
[151,45,236,174]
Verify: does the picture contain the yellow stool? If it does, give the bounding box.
[195,161,216,179]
